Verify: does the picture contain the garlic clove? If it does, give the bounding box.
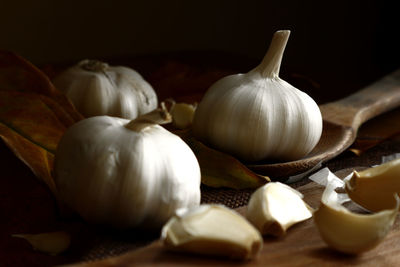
[314,176,399,254]
[345,158,400,212]
[192,30,322,162]
[246,182,313,236]
[170,102,197,129]
[161,204,263,260]
[12,231,71,255]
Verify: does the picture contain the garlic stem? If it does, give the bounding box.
[257,30,290,78]
[78,59,118,89]
[125,102,172,131]
[78,59,109,72]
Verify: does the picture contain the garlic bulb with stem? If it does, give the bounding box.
[54,104,201,229]
[53,60,158,119]
[193,30,322,162]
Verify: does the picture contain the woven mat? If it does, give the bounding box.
[78,186,254,261]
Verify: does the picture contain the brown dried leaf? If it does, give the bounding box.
[182,134,270,189]
[12,231,71,255]
[0,51,82,124]
[0,51,83,195]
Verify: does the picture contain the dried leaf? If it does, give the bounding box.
[182,135,270,189]
[12,231,71,255]
[0,51,81,124]
[0,51,83,195]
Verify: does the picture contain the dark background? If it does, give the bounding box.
[0,0,399,102]
[1,1,400,265]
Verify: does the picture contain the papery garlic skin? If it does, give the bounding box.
[246,182,313,236]
[193,30,322,162]
[161,204,263,260]
[54,114,201,229]
[53,60,158,119]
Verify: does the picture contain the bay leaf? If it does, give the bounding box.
[0,51,82,124]
[183,135,270,189]
[0,51,83,195]
[12,231,71,255]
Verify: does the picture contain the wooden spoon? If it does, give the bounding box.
[247,69,400,179]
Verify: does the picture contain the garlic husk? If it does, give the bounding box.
[161,204,263,260]
[53,60,158,119]
[314,175,399,254]
[54,108,201,229]
[345,158,400,212]
[246,182,313,236]
[12,231,71,255]
[193,30,322,162]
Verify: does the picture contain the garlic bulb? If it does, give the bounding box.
[193,30,322,162]
[53,60,158,119]
[54,107,201,229]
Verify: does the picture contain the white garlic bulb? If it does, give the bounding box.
[53,60,158,119]
[54,108,201,229]
[193,30,322,162]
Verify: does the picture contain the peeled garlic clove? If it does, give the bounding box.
[345,158,400,212]
[314,177,399,254]
[170,102,197,129]
[193,30,322,162]
[161,205,263,260]
[53,60,158,119]
[246,182,313,236]
[12,231,71,255]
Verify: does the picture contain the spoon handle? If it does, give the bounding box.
[320,69,400,130]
